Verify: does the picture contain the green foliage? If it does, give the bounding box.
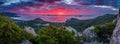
[35,35,57,44]
[12,14,116,32]
[65,14,117,31]
[93,22,116,42]
[31,26,82,44]
[0,15,30,44]
[15,18,64,32]
[16,18,49,32]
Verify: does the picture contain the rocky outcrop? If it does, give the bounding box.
[84,40,104,44]
[25,27,37,36]
[82,26,97,42]
[65,26,82,36]
[110,9,120,44]
[21,40,31,44]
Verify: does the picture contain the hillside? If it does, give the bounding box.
[13,14,117,32]
[0,12,117,32]
[65,14,117,31]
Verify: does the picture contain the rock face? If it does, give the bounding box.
[82,26,97,42]
[65,26,82,36]
[25,27,37,36]
[21,40,31,44]
[110,9,120,44]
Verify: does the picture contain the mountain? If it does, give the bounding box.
[0,12,116,32]
[14,14,116,32]
[0,12,20,17]
[13,18,48,31]
[14,18,65,32]
[65,14,117,31]
[110,12,120,44]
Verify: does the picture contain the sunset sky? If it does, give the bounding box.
[0,0,119,22]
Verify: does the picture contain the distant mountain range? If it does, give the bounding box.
[15,14,117,32]
[0,12,116,32]
[65,14,117,31]
[0,12,20,17]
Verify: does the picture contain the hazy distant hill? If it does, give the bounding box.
[0,12,117,32]
[14,18,64,32]
[14,14,117,32]
[0,12,20,17]
[65,14,117,31]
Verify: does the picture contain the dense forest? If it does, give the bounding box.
[0,15,83,44]
[0,13,117,44]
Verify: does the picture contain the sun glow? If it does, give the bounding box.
[15,7,87,15]
[57,12,65,15]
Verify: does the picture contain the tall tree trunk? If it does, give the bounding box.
[110,8,120,44]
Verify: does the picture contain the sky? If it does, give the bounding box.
[0,0,119,22]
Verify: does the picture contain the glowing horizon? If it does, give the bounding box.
[1,2,118,22]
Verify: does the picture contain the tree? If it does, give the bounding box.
[93,22,115,42]
[32,26,82,44]
[0,15,29,44]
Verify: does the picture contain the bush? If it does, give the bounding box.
[0,15,31,44]
[93,22,115,42]
[31,26,82,44]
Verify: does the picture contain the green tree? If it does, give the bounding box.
[0,15,30,44]
[33,26,82,44]
[93,22,115,42]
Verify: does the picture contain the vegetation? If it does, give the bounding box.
[65,14,117,31]
[0,14,83,44]
[92,22,116,42]
[0,13,117,44]
[30,26,83,44]
[15,18,64,32]
[14,14,117,32]
[0,15,30,44]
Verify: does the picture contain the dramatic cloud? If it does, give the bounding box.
[1,0,32,5]
[0,2,4,4]
[35,0,61,3]
[62,0,76,5]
